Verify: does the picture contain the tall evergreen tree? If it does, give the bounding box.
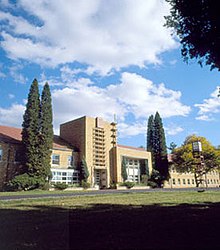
[21,79,41,175]
[146,115,154,168]
[146,115,154,152]
[121,157,128,182]
[39,82,53,180]
[146,112,169,186]
[153,112,169,184]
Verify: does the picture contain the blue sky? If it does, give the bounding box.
[1,0,220,149]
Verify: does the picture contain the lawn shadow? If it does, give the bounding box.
[0,201,220,249]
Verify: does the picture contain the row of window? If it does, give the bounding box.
[171,166,219,175]
[51,169,79,184]
[171,178,219,185]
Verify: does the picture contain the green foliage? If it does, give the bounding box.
[20,79,54,190]
[165,0,220,71]
[141,174,148,184]
[81,180,90,189]
[6,174,45,191]
[39,82,53,180]
[146,114,154,153]
[109,181,117,189]
[79,157,89,182]
[121,157,128,182]
[146,112,169,185]
[149,169,161,187]
[22,79,41,174]
[123,181,135,189]
[53,183,68,190]
[147,180,158,189]
[172,135,220,186]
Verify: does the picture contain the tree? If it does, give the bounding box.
[146,115,154,153]
[165,0,220,71]
[172,135,220,187]
[39,82,53,181]
[21,79,41,176]
[79,157,89,183]
[146,112,169,186]
[168,142,177,153]
[121,157,128,182]
[153,112,169,184]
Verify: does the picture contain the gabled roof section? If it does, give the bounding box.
[0,125,76,150]
[0,125,22,144]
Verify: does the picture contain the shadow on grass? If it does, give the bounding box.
[0,202,220,249]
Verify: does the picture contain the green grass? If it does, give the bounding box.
[1,191,220,249]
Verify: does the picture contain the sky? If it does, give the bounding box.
[1,0,220,149]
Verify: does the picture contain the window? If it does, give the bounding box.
[178,179,181,185]
[0,148,2,161]
[52,154,60,165]
[192,179,195,185]
[51,169,79,184]
[187,179,190,185]
[172,179,176,185]
[183,179,186,185]
[67,155,73,167]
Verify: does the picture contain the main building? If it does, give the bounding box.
[0,116,152,190]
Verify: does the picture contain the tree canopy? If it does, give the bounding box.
[165,0,220,71]
[172,135,220,186]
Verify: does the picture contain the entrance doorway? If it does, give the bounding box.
[94,169,107,189]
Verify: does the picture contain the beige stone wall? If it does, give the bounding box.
[164,166,220,188]
[85,117,115,186]
[114,146,152,183]
[51,148,78,169]
[60,117,86,160]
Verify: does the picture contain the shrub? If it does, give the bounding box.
[109,182,117,189]
[53,183,68,190]
[124,181,135,189]
[6,174,45,191]
[81,180,90,189]
[147,181,158,189]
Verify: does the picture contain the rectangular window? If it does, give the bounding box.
[192,179,195,185]
[52,154,60,165]
[68,155,73,166]
[183,179,186,185]
[0,148,2,161]
[172,179,175,185]
[187,179,190,185]
[178,179,181,185]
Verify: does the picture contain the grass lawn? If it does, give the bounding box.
[0,191,220,249]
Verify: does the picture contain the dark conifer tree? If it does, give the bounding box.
[121,157,128,182]
[79,157,89,183]
[21,79,41,175]
[153,112,169,184]
[146,112,169,186]
[146,114,154,167]
[40,82,53,181]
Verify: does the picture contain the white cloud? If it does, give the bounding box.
[9,64,28,84]
[195,87,220,121]
[107,72,190,119]
[165,124,184,136]
[117,122,146,138]
[1,0,177,73]
[50,72,190,135]
[0,104,25,127]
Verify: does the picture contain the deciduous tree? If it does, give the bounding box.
[172,135,220,187]
[165,0,220,71]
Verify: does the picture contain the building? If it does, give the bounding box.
[0,116,152,190]
[164,154,220,188]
